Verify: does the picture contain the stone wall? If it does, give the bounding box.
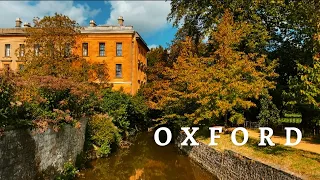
[176,134,303,180]
[0,118,87,180]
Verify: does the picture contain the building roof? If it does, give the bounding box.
[0,28,26,35]
[0,18,149,51]
[81,25,149,51]
[81,25,134,33]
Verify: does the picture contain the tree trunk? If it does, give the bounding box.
[300,108,316,136]
[224,113,228,128]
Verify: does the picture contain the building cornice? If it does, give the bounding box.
[0,26,149,51]
[0,28,26,35]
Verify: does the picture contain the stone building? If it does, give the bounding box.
[0,16,148,95]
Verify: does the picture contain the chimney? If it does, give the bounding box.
[23,22,31,28]
[89,20,96,27]
[118,16,124,26]
[15,18,22,27]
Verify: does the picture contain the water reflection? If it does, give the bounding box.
[79,132,217,180]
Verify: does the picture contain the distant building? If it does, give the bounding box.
[0,16,148,95]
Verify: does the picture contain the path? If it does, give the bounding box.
[247,129,320,154]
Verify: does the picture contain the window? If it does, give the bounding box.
[99,43,105,56]
[116,43,122,56]
[19,44,25,57]
[19,64,24,71]
[116,64,122,78]
[34,44,40,56]
[82,43,88,56]
[5,44,10,57]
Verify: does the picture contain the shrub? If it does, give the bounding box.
[55,161,78,180]
[12,75,99,131]
[98,89,148,135]
[257,96,280,127]
[0,74,28,127]
[87,114,121,157]
[0,75,15,124]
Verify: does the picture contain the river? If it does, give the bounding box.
[78,132,217,180]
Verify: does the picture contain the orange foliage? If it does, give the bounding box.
[147,10,278,126]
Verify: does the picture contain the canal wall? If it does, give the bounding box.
[176,133,303,180]
[0,118,87,180]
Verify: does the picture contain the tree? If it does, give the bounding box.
[168,1,320,132]
[146,46,168,67]
[278,1,320,133]
[257,95,280,128]
[18,13,108,82]
[142,47,169,109]
[167,0,273,54]
[285,54,320,133]
[155,10,277,128]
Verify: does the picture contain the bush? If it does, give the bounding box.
[0,74,29,127]
[0,75,16,125]
[12,75,99,131]
[87,114,121,157]
[98,89,148,135]
[257,96,280,127]
[55,161,78,180]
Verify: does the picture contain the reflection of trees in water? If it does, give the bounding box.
[189,160,217,180]
[129,168,144,180]
[80,132,216,180]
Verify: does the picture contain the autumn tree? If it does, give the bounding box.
[18,13,108,82]
[154,10,277,127]
[142,46,170,123]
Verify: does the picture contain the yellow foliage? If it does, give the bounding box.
[153,10,278,126]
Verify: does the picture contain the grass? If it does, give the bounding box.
[197,132,320,180]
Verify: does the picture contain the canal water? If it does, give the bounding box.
[79,132,217,180]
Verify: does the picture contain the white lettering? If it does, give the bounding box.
[258,127,275,146]
[154,127,172,146]
[231,127,248,146]
[181,127,199,146]
[209,127,222,146]
[284,127,302,146]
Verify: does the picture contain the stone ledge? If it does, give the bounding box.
[175,133,303,180]
[0,118,88,180]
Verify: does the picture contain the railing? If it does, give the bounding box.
[244,121,259,129]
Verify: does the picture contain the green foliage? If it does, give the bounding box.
[257,96,280,127]
[55,161,78,180]
[87,114,121,157]
[168,0,273,54]
[146,46,169,67]
[284,55,320,130]
[99,90,148,134]
[166,0,320,133]
[229,112,245,125]
[0,74,32,127]
[0,75,15,123]
[0,74,99,131]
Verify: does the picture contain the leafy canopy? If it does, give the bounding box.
[153,10,277,127]
[20,13,108,82]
